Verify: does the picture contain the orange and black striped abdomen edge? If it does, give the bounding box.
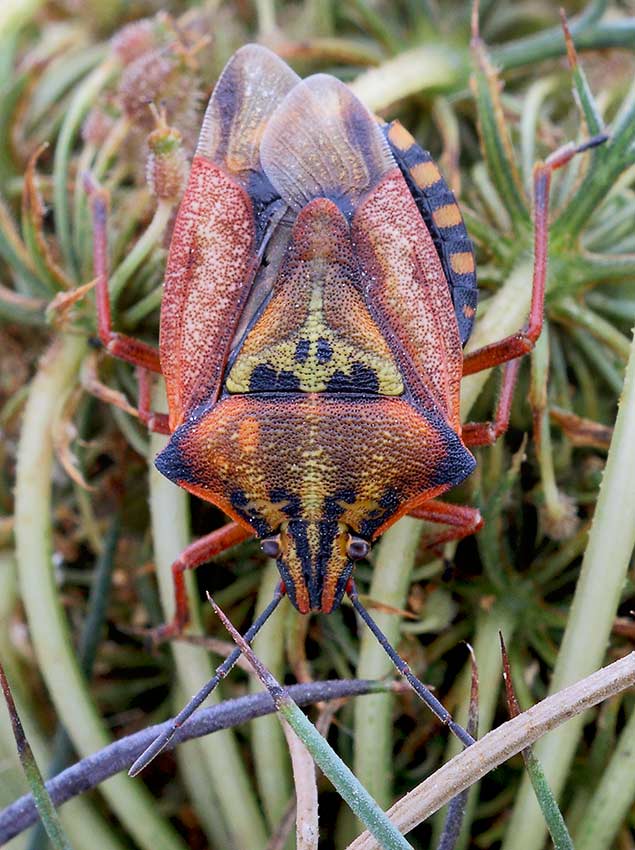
[382,121,478,346]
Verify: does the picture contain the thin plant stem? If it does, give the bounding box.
[211,597,415,850]
[499,638,574,850]
[13,334,188,850]
[27,518,120,850]
[352,516,423,809]
[109,201,173,305]
[0,663,73,850]
[53,57,120,278]
[173,683,234,850]
[148,384,269,850]
[0,679,389,844]
[500,326,635,850]
[280,717,319,850]
[0,554,125,850]
[350,46,467,112]
[347,652,635,850]
[490,21,635,72]
[552,297,632,361]
[255,0,276,37]
[250,561,294,831]
[434,603,518,849]
[573,697,635,850]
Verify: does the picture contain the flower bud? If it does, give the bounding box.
[146,111,187,201]
[82,106,116,147]
[111,19,159,64]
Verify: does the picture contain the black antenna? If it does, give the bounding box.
[347,581,475,748]
[129,583,286,775]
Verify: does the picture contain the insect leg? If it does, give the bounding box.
[86,175,162,373]
[408,499,483,549]
[150,521,255,643]
[129,583,285,776]
[136,367,170,434]
[461,358,521,446]
[347,581,475,748]
[461,133,608,376]
[80,353,170,434]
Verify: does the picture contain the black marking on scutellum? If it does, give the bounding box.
[249,364,301,393]
[294,338,310,363]
[316,338,333,364]
[326,364,379,394]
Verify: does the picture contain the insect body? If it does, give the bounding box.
[88,43,601,771]
[155,46,479,615]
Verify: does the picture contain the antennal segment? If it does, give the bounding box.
[129,583,286,776]
[347,581,475,748]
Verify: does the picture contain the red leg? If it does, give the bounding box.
[462,135,607,377]
[153,521,254,642]
[136,367,170,434]
[462,357,521,446]
[408,499,483,549]
[87,176,162,374]
[81,352,170,435]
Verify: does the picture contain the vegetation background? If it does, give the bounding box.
[0,1,634,848]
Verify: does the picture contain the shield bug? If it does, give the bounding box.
[86,44,604,774]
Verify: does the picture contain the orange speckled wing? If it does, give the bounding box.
[160,45,299,429]
[258,75,463,428]
[353,173,464,429]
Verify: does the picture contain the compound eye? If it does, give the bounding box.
[347,535,370,561]
[261,536,281,558]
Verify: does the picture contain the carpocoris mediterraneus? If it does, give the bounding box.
[87,43,604,774]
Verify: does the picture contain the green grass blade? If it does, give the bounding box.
[211,596,415,850]
[14,334,189,850]
[436,649,479,850]
[0,662,73,850]
[250,561,294,830]
[574,698,635,850]
[500,325,635,850]
[53,56,120,278]
[353,516,421,809]
[471,37,529,228]
[500,636,573,850]
[349,653,635,850]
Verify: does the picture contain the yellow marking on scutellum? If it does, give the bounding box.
[432,203,462,228]
[409,160,441,189]
[387,121,415,152]
[227,266,404,396]
[450,251,475,275]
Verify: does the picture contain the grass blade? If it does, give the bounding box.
[347,652,635,850]
[436,646,479,850]
[0,662,73,850]
[209,594,415,850]
[0,678,389,845]
[500,635,573,850]
[500,326,635,850]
